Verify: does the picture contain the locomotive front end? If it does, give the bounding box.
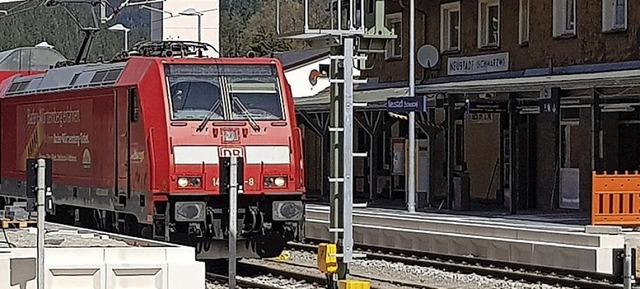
[160,60,305,259]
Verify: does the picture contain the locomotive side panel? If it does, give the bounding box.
[132,60,171,195]
[0,97,18,193]
[0,92,117,210]
[113,86,155,225]
[126,87,153,221]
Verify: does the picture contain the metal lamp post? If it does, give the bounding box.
[407,0,416,213]
[179,8,204,42]
[108,23,131,51]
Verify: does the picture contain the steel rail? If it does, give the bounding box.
[206,272,289,289]
[287,241,624,289]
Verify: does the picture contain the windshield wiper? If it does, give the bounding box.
[196,99,221,132]
[232,97,260,132]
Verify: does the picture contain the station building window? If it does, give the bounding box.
[441,2,461,52]
[478,0,499,48]
[518,0,529,45]
[553,0,576,37]
[385,12,403,60]
[602,0,627,32]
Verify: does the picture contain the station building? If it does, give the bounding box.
[294,0,640,217]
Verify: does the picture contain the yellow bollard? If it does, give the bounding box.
[317,243,338,274]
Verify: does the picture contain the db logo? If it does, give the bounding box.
[219,147,243,157]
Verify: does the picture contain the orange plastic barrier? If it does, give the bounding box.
[592,171,640,226]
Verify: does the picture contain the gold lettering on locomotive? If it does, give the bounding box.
[26,124,43,158]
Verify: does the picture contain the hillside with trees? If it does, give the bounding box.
[220,0,331,57]
[0,0,150,61]
[0,0,324,61]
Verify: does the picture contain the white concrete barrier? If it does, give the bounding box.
[0,246,205,289]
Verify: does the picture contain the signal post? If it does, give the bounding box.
[220,156,243,288]
[276,1,396,288]
[26,158,54,289]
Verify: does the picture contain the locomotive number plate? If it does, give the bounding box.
[219,147,243,158]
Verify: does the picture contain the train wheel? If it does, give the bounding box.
[140,225,153,239]
[253,233,286,258]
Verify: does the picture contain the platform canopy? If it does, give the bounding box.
[416,68,640,95]
[294,87,410,111]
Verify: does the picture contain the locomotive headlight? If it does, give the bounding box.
[177,177,189,188]
[264,176,287,188]
[274,177,286,187]
[272,200,303,221]
[175,201,206,222]
[176,176,202,188]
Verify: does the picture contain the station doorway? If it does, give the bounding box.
[462,112,502,210]
[454,104,539,214]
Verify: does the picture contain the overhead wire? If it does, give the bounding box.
[0,0,49,19]
[1,227,16,248]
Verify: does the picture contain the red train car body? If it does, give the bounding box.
[0,45,305,259]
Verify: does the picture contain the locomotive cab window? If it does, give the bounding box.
[165,64,285,121]
[169,80,223,120]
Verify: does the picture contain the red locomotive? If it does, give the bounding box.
[0,41,306,259]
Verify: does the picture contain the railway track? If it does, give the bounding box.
[287,241,625,289]
[205,260,328,289]
[206,259,432,289]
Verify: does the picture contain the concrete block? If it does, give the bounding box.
[2,246,204,289]
[487,239,511,261]
[47,248,104,265]
[595,248,616,275]
[46,265,104,289]
[168,262,205,289]
[585,225,623,235]
[106,264,168,289]
[104,248,168,263]
[430,236,451,254]
[532,244,597,272]
[0,254,36,289]
[165,247,196,262]
[598,235,626,248]
[515,230,599,247]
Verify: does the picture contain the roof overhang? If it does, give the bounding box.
[295,67,640,112]
[417,68,640,95]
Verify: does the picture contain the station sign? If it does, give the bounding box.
[466,102,507,113]
[539,87,560,115]
[386,96,427,113]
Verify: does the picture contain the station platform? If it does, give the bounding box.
[304,204,626,275]
[0,222,205,289]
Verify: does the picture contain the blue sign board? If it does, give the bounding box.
[386,96,427,112]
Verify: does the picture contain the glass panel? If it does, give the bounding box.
[488,5,499,45]
[480,3,488,44]
[392,20,402,56]
[170,80,223,120]
[19,49,30,71]
[564,0,575,31]
[29,48,66,70]
[443,11,450,49]
[0,51,20,70]
[165,64,284,121]
[449,10,459,49]
[521,0,529,41]
[614,0,625,26]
